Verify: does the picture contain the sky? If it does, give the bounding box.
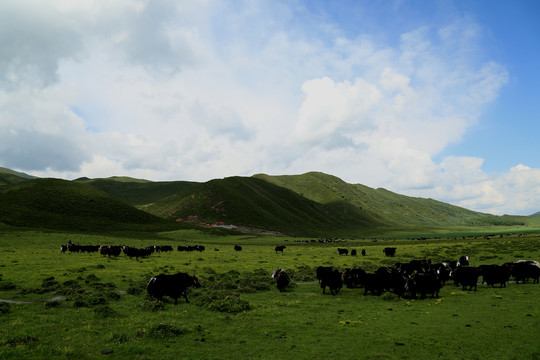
[1,0,539,216]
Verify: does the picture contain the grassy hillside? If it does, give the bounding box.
[0,167,531,236]
[81,178,200,206]
[144,176,385,236]
[0,167,36,187]
[253,172,506,227]
[0,178,178,232]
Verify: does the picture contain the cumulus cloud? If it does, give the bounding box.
[293,77,381,146]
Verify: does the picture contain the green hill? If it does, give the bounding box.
[0,167,529,236]
[80,178,200,206]
[144,176,385,236]
[0,178,177,232]
[253,172,489,227]
[0,167,36,187]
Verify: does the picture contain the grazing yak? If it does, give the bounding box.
[316,266,333,284]
[337,248,348,256]
[458,255,470,267]
[343,268,366,288]
[479,264,511,288]
[272,269,291,292]
[363,273,384,296]
[510,260,540,284]
[319,268,343,295]
[275,245,286,253]
[234,245,242,251]
[454,267,479,291]
[412,273,442,299]
[383,247,397,257]
[147,273,201,304]
[99,245,122,257]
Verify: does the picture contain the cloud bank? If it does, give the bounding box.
[0,0,538,215]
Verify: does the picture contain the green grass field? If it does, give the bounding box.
[0,227,539,359]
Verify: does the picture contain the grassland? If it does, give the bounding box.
[0,226,539,360]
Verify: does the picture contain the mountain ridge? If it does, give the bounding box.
[0,167,533,236]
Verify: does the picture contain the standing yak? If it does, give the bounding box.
[272,269,291,292]
[147,272,201,304]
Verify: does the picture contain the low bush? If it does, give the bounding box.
[138,323,191,339]
[44,300,61,309]
[138,298,165,312]
[0,302,11,315]
[0,280,17,291]
[5,335,39,347]
[194,290,251,313]
[93,305,117,318]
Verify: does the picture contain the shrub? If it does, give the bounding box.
[93,305,117,319]
[194,290,251,313]
[291,265,317,281]
[0,281,16,291]
[40,277,59,292]
[127,278,147,296]
[72,294,107,308]
[138,299,165,312]
[44,301,60,309]
[0,302,11,315]
[5,335,39,347]
[85,274,100,283]
[141,323,190,338]
[207,294,251,313]
[127,286,143,295]
[110,333,129,345]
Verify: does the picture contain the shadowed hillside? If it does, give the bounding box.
[253,172,507,227]
[79,178,200,206]
[0,167,36,187]
[144,176,385,236]
[0,178,178,232]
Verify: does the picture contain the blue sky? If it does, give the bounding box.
[0,0,539,215]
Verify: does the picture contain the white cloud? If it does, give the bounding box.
[293,77,381,146]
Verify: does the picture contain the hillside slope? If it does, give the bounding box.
[80,178,200,206]
[144,176,385,236]
[0,167,36,187]
[253,172,489,227]
[0,178,176,231]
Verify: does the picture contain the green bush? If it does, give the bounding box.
[40,277,59,292]
[194,290,251,313]
[138,299,165,312]
[0,302,11,315]
[85,274,100,283]
[0,280,16,291]
[44,300,60,309]
[93,305,117,318]
[139,323,190,338]
[5,335,39,347]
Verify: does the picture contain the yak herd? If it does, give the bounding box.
[311,253,540,300]
[60,243,540,304]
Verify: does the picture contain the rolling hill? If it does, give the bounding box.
[0,178,177,232]
[0,167,37,187]
[0,167,530,236]
[77,178,200,206]
[143,176,385,236]
[253,172,489,227]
